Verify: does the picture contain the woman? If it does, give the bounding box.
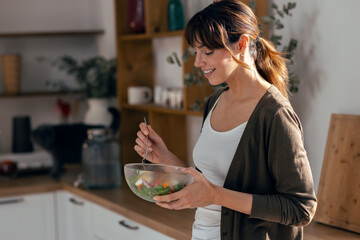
[134,0,317,239]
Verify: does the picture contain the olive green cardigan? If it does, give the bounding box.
[200,85,317,240]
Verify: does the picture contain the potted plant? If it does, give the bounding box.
[41,55,117,125]
[48,55,117,98]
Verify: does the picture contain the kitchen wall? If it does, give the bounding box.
[273,0,360,191]
[3,0,359,192]
[0,0,116,153]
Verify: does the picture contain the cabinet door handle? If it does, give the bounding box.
[0,198,24,205]
[69,197,84,206]
[118,220,139,230]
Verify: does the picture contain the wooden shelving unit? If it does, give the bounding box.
[114,0,211,166]
[0,91,82,99]
[114,0,268,166]
[122,103,203,116]
[0,30,104,38]
[0,30,103,98]
[118,30,184,41]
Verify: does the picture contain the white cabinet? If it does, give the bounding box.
[0,192,56,240]
[92,203,174,240]
[56,191,94,240]
[0,190,174,240]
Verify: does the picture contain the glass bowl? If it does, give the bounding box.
[124,163,193,202]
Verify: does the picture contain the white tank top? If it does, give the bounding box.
[192,94,247,240]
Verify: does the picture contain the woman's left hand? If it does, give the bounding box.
[153,167,218,210]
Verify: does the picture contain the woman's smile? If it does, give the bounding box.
[203,68,216,78]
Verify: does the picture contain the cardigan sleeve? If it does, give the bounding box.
[249,107,317,226]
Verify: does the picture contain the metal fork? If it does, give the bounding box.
[142,117,149,169]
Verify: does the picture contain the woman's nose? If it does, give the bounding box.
[194,53,204,68]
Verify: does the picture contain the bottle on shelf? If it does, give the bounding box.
[126,0,145,33]
[167,0,185,31]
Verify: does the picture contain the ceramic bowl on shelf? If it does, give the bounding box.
[124,163,193,202]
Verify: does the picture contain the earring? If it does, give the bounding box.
[240,52,245,57]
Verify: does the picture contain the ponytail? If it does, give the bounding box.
[255,37,289,99]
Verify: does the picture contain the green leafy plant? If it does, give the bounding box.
[38,56,117,98]
[253,1,299,93]
[167,48,204,87]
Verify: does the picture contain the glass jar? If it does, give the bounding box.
[81,128,121,189]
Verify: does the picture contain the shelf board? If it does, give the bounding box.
[0,30,104,38]
[122,103,202,116]
[118,30,184,41]
[0,91,82,98]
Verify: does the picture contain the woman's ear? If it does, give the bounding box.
[238,34,250,54]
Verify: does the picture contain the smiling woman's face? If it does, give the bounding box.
[193,43,240,86]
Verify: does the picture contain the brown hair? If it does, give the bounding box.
[185,0,289,99]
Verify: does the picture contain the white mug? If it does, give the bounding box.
[127,86,152,105]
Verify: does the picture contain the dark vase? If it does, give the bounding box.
[126,0,145,33]
[167,0,185,31]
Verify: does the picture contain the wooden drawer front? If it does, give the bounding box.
[93,204,173,240]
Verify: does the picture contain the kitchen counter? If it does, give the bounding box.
[0,167,194,239]
[1,168,359,240]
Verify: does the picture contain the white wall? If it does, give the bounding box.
[0,0,101,32]
[157,0,360,191]
[0,0,116,153]
[273,0,360,191]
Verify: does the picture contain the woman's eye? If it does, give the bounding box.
[205,51,214,55]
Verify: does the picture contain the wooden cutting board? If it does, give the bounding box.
[315,114,360,233]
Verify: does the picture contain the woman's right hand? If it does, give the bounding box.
[134,122,168,164]
[134,122,186,167]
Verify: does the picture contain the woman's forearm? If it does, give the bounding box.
[164,151,188,167]
[212,185,253,215]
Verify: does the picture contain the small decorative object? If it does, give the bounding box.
[167,0,185,31]
[127,0,145,33]
[56,99,71,124]
[1,54,21,94]
[0,160,17,176]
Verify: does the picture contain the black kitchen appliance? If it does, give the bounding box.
[12,115,34,153]
[32,107,120,178]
